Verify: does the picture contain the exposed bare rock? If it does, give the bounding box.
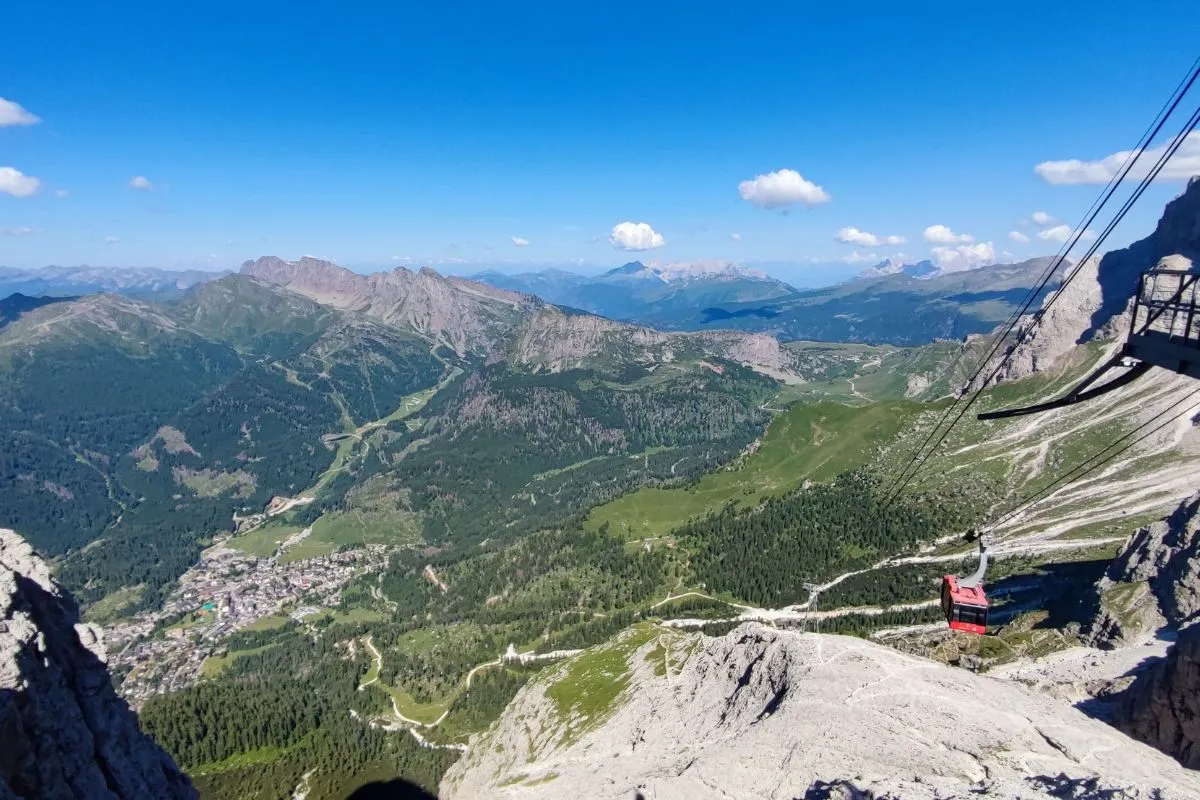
[441,624,1200,800]
[243,257,800,379]
[688,330,796,375]
[242,256,538,356]
[992,176,1200,385]
[0,529,196,799]
[904,372,931,398]
[1115,622,1200,769]
[1083,492,1200,649]
[509,307,677,371]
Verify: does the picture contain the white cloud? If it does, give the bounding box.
[104,236,120,244]
[1008,230,1031,243]
[510,236,530,247]
[0,167,40,197]
[55,189,69,199]
[738,168,830,209]
[931,241,996,272]
[730,232,742,242]
[835,226,906,247]
[922,224,974,244]
[129,175,153,190]
[1035,132,1200,185]
[1,226,39,236]
[1038,225,1071,243]
[1031,210,1054,225]
[609,221,665,251]
[839,251,878,264]
[0,98,40,127]
[1037,224,1096,243]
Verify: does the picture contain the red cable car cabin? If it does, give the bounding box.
[941,575,989,634]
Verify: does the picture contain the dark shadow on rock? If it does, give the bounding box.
[1085,176,1200,341]
[797,779,880,799]
[980,559,1111,630]
[1,569,196,799]
[1027,773,1138,798]
[344,779,438,800]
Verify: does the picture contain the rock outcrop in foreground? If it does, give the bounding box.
[1070,491,1200,769]
[1084,491,1200,649]
[0,529,195,799]
[442,624,1200,799]
[1116,622,1200,770]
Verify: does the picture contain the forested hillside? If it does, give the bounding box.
[6,243,1196,800]
[0,279,445,606]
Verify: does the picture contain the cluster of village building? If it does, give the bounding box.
[106,544,390,705]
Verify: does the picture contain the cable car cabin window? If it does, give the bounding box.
[952,605,987,627]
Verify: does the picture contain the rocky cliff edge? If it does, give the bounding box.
[1084,490,1200,649]
[441,623,1200,799]
[991,175,1200,385]
[0,529,195,799]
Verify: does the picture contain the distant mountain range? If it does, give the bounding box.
[2,256,1066,347]
[654,257,1065,344]
[0,265,226,300]
[472,260,796,322]
[476,257,1064,345]
[856,257,940,279]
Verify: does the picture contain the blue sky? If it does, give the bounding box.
[2,1,1199,284]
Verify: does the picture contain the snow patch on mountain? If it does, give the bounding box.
[607,260,774,284]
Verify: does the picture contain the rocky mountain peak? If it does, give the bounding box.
[995,177,1200,383]
[857,258,938,279]
[0,528,196,799]
[602,260,775,284]
[441,623,1200,799]
[241,255,536,355]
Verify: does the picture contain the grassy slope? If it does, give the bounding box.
[585,399,922,540]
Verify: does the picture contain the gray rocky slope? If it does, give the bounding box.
[1073,491,1200,769]
[989,175,1200,385]
[0,529,195,799]
[441,624,1200,800]
[240,256,799,377]
[1084,490,1200,649]
[1116,622,1200,770]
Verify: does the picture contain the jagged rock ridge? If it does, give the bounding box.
[1074,491,1200,769]
[441,624,1200,799]
[1084,491,1200,649]
[0,529,196,799]
[242,256,800,377]
[242,255,538,357]
[994,176,1200,384]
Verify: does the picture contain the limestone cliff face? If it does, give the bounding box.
[0,529,195,800]
[992,176,1200,385]
[1083,492,1200,649]
[441,624,1200,800]
[1076,492,1200,770]
[1116,622,1200,770]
